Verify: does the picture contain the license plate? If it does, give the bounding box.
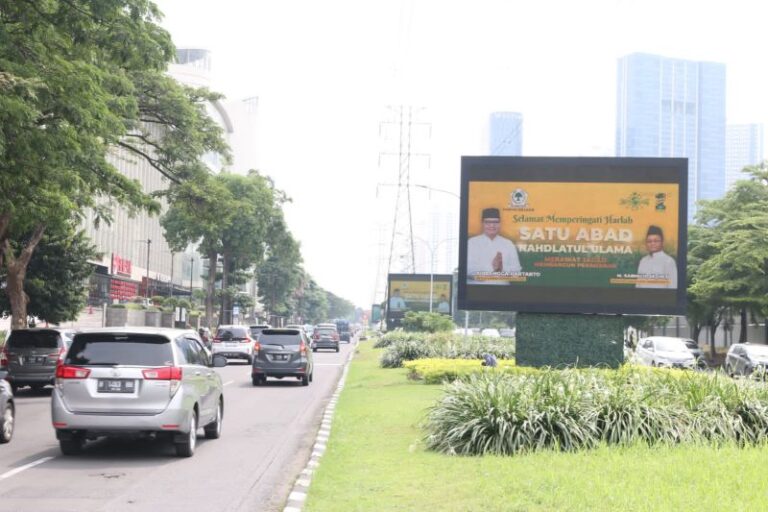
[25,356,46,365]
[273,354,288,361]
[225,343,239,348]
[97,379,135,393]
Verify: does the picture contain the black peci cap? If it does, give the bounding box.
[482,208,500,220]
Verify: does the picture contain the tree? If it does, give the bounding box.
[690,165,768,345]
[326,291,355,320]
[256,224,303,320]
[0,224,99,324]
[163,171,286,328]
[0,1,228,328]
[294,276,329,324]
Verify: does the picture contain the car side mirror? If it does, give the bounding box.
[212,354,227,368]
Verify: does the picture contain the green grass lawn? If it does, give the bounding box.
[305,342,768,512]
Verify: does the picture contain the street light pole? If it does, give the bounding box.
[189,256,194,295]
[169,252,175,299]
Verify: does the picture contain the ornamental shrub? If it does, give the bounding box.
[424,367,768,456]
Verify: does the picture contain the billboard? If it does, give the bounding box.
[387,273,453,329]
[458,157,687,315]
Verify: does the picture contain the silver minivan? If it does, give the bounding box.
[51,328,226,457]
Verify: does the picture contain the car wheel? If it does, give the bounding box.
[246,355,253,364]
[335,346,340,353]
[301,374,309,386]
[175,412,198,457]
[9,384,18,395]
[309,372,313,383]
[59,436,84,455]
[0,401,14,444]
[204,400,223,440]
[252,375,261,386]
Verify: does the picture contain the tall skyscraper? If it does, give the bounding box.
[616,53,726,220]
[725,123,764,190]
[489,112,523,156]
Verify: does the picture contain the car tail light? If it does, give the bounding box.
[241,336,253,344]
[213,337,222,344]
[143,366,183,396]
[56,365,91,379]
[253,342,261,356]
[142,366,182,380]
[299,341,308,355]
[49,347,66,363]
[0,346,8,367]
[313,333,319,341]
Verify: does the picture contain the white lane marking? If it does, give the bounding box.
[223,381,234,386]
[0,457,55,481]
[313,363,343,366]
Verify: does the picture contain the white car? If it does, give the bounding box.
[636,336,695,369]
[480,328,501,338]
[212,325,256,363]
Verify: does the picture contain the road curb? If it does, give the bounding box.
[282,340,357,512]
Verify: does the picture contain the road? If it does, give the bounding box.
[0,341,355,512]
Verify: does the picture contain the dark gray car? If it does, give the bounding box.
[0,370,14,443]
[252,328,313,386]
[3,328,75,392]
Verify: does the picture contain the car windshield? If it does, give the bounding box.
[66,334,173,366]
[8,330,59,349]
[745,345,768,357]
[655,339,689,353]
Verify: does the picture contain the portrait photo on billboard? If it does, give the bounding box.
[458,157,687,315]
[386,273,453,329]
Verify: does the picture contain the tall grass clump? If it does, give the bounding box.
[424,367,768,455]
[373,330,426,349]
[380,334,515,368]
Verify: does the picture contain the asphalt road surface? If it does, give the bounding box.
[0,341,355,512]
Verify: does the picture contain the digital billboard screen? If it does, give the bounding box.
[387,273,453,329]
[458,157,687,315]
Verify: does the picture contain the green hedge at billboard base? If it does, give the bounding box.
[516,313,623,368]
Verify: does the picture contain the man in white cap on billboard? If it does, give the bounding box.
[467,207,521,283]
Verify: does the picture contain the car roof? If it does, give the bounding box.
[261,328,302,335]
[72,327,198,339]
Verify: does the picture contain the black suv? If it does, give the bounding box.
[2,328,75,392]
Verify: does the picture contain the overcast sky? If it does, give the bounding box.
[154,0,768,308]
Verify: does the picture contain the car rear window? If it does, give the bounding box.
[66,334,173,366]
[316,328,336,336]
[8,330,60,349]
[259,330,302,345]
[218,327,249,339]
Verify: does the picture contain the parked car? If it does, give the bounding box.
[724,343,768,378]
[2,328,76,393]
[481,328,501,338]
[635,336,696,369]
[52,328,226,457]
[312,326,340,352]
[212,325,256,363]
[0,370,14,443]
[251,328,314,386]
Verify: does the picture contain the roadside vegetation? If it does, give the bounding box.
[378,331,515,368]
[305,342,768,511]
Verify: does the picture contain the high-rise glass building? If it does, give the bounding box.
[489,112,523,156]
[616,53,726,220]
[725,123,764,190]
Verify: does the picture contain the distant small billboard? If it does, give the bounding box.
[458,157,687,315]
[371,304,382,323]
[387,273,453,329]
